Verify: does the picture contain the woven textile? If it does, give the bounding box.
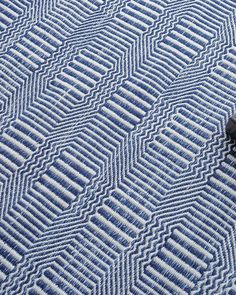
[1,0,236,294]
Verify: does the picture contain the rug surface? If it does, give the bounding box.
[0,0,236,294]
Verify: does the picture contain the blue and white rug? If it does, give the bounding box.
[0,0,236,294]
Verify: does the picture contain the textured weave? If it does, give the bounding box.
[0,0,236,294]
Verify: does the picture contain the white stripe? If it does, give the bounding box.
[34,26,62,45]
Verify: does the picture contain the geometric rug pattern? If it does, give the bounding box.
[0,0,236,294]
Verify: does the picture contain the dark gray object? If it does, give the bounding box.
[226,114,236,140]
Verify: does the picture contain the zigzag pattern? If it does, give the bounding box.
[0,0,236,294]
